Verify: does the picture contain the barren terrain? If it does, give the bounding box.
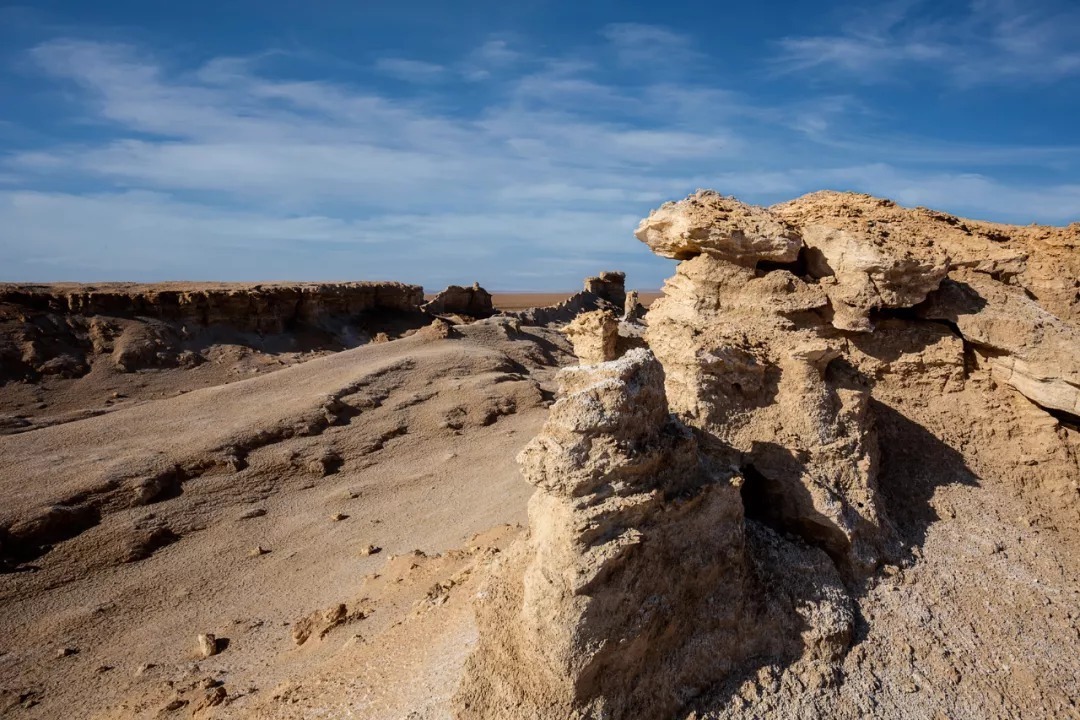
[2,192,1079,719]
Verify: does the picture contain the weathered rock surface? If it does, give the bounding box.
[646,251,883,573]
[797,223,949,332]
[457,351,786,718]
[1,281,423,331]
[920,271,1080,415]
[635,189,802,264]
[504,271,626,327]
[461,189,1080,720]
[622,290,646,322]
[423,282,494,318]
[0,281,426,382]
[561,310,618,364]
[583,271,627,309]
[772,191,1080,325]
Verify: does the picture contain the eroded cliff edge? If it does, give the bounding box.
[456,190,1080,720]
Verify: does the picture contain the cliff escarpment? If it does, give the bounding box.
[0,281,425,383]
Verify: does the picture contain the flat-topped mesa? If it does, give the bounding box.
[0,282,425,334]
[455,349,764,719]
[0,281,427,381]
[422,282,494,318]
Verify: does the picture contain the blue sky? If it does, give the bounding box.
[1,0,1079,290]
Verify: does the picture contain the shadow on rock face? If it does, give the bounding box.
[870,399,979,554]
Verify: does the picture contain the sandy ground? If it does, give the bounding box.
[0,319,574,719]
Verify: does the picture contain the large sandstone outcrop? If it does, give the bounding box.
[636,190,801,264]
[455,350,848,719]
[460,189,1080,720]
[646,250,884,573]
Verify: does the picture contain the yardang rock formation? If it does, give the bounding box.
[457,189,1080,720]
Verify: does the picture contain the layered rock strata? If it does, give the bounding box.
[0,281,423,332]
[0,281,426,381]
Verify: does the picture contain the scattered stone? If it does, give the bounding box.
[291,604,349,646]
[359,545,382,556]
[192,686,227,712]
[162,698,188,712]
[330,513,349,522]
[55,647,78,659]
[196,634,219,659]
[249,545,270,558]
[237,508,267,520]
[135,663,157,677]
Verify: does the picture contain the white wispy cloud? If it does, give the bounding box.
[1,22,1078,288]
[774,0,1080,85]
[601,22,702,69]
[374,57,446,83]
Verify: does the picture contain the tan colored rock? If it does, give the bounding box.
[921,271,1080,415]
[561,309,618,364]
[456,350,755,718]
[422,282,494,317]
[623,290,646,322]
[635,189,802,264]
[798,224,949,332]
[195,634,218,659]
[583,270,626,308]
[772,190,1080,324]
[503,271,625,327]
[291,604,348,645]
[645,251,883,573]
